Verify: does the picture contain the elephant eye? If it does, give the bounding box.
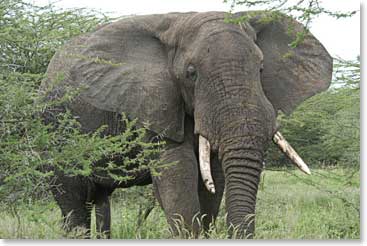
[186,64,198,81]
[260,61,264,73]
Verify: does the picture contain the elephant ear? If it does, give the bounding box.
[246,12,333,115]
[57,16,184,142]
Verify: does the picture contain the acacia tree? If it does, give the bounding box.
[225,0,356,26]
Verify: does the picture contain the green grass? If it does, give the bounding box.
[0,168,360,239]
[255,168,360,239]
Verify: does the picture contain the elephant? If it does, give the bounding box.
[41,11,332,239]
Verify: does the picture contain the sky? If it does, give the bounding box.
[31,0,360,60]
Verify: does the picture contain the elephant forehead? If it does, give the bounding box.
[170,12,227,45]
[181,11,226,29]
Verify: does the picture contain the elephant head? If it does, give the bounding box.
[45,11,332,238]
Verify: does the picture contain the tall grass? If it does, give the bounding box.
[0,168,359,239]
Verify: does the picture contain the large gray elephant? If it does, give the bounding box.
[42,11,332,238]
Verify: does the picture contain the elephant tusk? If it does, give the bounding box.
[199,135,216,194]
[272,131,311,175]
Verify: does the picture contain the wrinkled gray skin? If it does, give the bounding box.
[42,11,332,238]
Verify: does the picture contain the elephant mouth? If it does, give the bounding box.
[198,131,310,194]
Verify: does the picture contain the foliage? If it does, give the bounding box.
[0,0,166,209]
[224,0,357,48]
[224,0,357,28]
[0,0,110,75]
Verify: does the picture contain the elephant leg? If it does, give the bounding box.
[62,202,93,238]
[198,153,225,236]
[94,185,112,239]
[152,140,200,238]
[50,174,94,238]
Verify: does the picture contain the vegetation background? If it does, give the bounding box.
[0,0,360,239]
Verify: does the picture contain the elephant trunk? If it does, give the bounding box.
[219,136,264,239]
[214,94,272,238]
